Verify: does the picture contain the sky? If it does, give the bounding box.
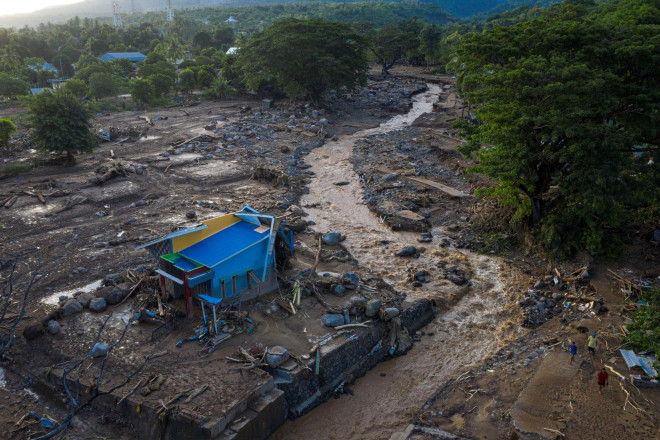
[1,0,84,16]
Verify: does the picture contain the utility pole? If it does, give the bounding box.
[112,0,122,27]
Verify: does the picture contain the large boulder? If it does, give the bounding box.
[63,299,83,316]
[379,307,400,322]
[322,314,345,327]
[96,287,124,305]
[89,297,107,313]
[396,246,416,257]
[47,320,61,335]
[266,346,290,368]
[322,232,341,246]
[365,299,382,317]
[77,293,94,308]
[342,272,359,284]
[90,342,109,358]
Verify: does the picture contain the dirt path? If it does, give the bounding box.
[270,86,520,440]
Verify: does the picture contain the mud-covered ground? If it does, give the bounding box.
[1,65,658,440]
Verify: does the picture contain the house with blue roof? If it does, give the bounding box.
[136,206,292,321]
[100,52,147,63]
[28,62,58,73]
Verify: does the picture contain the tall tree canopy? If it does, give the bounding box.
[238,18,367,102]
[454,0,660,257]
[27,92,97,160]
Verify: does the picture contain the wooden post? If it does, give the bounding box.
[184,273,193,319]
[212,305,218,335]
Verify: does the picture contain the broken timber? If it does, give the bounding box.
[407,177,469,198]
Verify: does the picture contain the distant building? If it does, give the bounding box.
[99,52,147,63]
[30,88,51,94]
[225,16,238,23]
[28,63,58,73]
[46,79,68,91]
[226,47,239,55]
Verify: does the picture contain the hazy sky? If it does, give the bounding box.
[1,0,84,16]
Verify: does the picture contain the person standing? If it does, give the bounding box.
[597,368,609,393]
[570,341,577,363]
[587,333,598,356]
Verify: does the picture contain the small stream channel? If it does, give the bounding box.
[270,86,515,439]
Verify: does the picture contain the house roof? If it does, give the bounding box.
[225,16,237,23]
[100,52,147,62]
[28,63,58,72]
[178,220,269,268]
[134,224,208,250]
[30,88,49,94]
[226,47,238,55]
[621,349,658,377]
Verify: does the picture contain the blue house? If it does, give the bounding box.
[100,52,147,63]
[136,206,292,321]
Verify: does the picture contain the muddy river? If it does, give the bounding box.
[270,86,516,440]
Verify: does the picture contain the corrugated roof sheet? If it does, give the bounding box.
[171,255,202,271]
[621,349,658,377]
[178,220,268,268]
[100,52,147,62]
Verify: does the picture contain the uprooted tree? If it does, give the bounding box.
[237,18,368,102]
[452,0,660,257]
[27,91,98,162]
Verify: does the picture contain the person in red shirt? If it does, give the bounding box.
[597,368,609,393]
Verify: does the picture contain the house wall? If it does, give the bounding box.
[210,240,271,299]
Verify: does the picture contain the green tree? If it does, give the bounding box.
[193,30,213,49]
[27,92,97,160]
[148,73,175,97]
[0,118,17,148]
[198,69,216,88]
[89,72,118,98]
[214,26,235,48]
[178,68,196,94]
[238,18,367,102]
[130,79,153,105]
[205,78,237,99]
[0,74,30,99]
[365,18,423,74]
[63,79,90,98]
[453,0,660,257]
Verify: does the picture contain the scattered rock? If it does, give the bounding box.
[322,314,345,327]
[448,273,467,285]
[342,272,359,284]
[96,287,124,305]
[47,320,61,335]
[89,297,107,312]
[105,273,121,283]
[333,285,346,296]
[63,299,83,316]
[365,299,382,317]
[322,232,341,246]
[334,181,350,186]
[90,342,109,358]
[396,246,416,257]
[380,307,400,322]
[383,173,398,181]
[77,293,94,308]
[266,346,290,368]
[186,210,197,219]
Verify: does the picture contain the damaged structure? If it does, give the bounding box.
[136,205,292,319]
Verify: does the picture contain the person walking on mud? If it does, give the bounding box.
[597,368,609,393]
[569,341,577,364]
[587,333,598,357]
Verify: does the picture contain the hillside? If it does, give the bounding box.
[0,0,511,28]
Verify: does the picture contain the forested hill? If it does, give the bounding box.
[0,0,523,28]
